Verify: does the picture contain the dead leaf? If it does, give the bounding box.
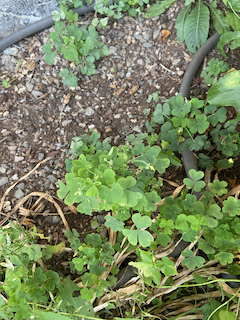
[128,85,139,95]
[27,60,38,71]
[113,86,126,97]
[159,30,171,42]
[109,83,116,89]
[64,93,71,105]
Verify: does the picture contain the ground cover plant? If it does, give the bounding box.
[1,61,240,319]
[2,0,240,319]
[40,0,240,88]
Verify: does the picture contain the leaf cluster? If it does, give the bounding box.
[43,2,109,86]
[0,222,94,320]
[57,131,174,215]
[144,0,240,55]
[147,90,240,169]
[201,58,229,86]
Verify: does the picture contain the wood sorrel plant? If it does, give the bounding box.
[146,68,240,170]
[42,0,150,87]
[56,67,240,318]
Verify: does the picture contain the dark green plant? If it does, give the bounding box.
[43,0,151,86]
[147,86,240,169]
[43,0,109,86]
[144,0,240,55]
[201,58,229,86]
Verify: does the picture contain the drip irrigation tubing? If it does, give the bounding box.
[179,32,220,187]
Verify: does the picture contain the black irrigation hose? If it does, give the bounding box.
[179,32,220,184]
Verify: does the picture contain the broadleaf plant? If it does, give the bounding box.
[144,0,240,55]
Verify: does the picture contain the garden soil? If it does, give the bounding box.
[0,2,240,274]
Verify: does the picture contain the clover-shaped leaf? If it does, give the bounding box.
[122,229,138,246]
[215,251,234,265]
[175,214,189,232]
[42,42,57,64]
[209,180,228,196]
[181,250,205,270]
[159,257,178,276]
[122,214,153,247]
[155,157,170,174]
[183,169,206,192]
[188,114,209,134]
[138,230,154,247]
[132,213,152,229]
[104,216,124,232]
[222,196,240,216]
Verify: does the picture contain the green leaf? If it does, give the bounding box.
[222,196,240,216]
[38,312,71,320]
[198,238,215,255]
[104,216,124,232]
[45,270,60,290]
[184,1,210,53]
[99,182,124,206]
[61,45,78,61]
[226,11,240,31]
[138,249,153,263]
[59,68,78,87]
[62,277,94,316]
[42,42,57,64]
[160,257,178,276]
[57,180,69,199]
[85,184,99,197]
[183,169,206,192]
[138,230,154,247]
[122,229,138,246]
[227,0,240,11]
[208,2,229,34]
[155,158,170,174]
[207,70,240,111]
[182,250,205,270]
[219,310,237,320]
[132,213,152,229]
[143,0,176,18]
[215,251,234,265]
[188,169,204,181]
[176,5,191,43]
[217,31,240,58]
[81,286,95,301]
[102,168,115,185]
[208,180,228,196]
[156,233,171,246]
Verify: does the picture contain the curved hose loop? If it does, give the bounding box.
[179,33,220,198]
[0,1,114,54]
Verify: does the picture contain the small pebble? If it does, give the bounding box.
[3,47,18,55]
[85,107,95,116]
[62,120,72,126]
[38,153,45,160]
[47,175,57,183]
[0,167,6,174]
[0,177,8,187]
[14,189,25,199]
[17,182,25,190]
[15,156,24,162]
[31,90,43,98]
[11,173,19,181]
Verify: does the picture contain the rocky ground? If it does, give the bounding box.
[0,2,240,246]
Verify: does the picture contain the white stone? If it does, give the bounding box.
[0,177,8,187]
